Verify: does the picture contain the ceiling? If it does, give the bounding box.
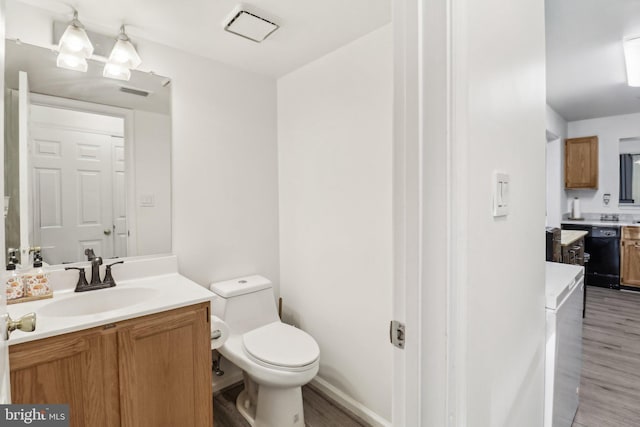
[14,0,391,78]
[546,0,640,121]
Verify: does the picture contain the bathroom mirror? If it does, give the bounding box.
[618,138,640,206]
[4,40,172,266]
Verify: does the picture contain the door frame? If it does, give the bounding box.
[392,0,468,425]
[26,93,138,258]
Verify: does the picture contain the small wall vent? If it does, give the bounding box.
[119,86,150,97]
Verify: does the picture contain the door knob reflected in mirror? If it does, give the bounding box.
[104,229,112,236]
[3,312,36,340]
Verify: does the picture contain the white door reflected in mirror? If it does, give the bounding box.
[30,105,126,264]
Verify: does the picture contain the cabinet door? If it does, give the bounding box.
[118,305,212,427]
[565,136,598,189]
[621,240,640,287]
[9,328,119,427]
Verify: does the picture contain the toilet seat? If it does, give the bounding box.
[242,322,319,371]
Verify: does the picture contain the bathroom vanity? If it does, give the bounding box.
[5,260,214,427]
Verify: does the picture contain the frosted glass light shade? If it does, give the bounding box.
[624,37,640,87]
[103,63,131,81]
[108,39,142,69]
[56,52,88,72]
[58,24,94,58]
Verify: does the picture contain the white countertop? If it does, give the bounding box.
[7,273,214,345]
[562,213,640,227]
[562,219,633,227]
[545,262,584,310]
[560,230,588,246]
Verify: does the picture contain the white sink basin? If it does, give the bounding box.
[39,287,159,317]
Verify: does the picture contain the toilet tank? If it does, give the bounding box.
[210,275,279,334]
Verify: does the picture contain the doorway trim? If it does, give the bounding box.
[392,0,469,425]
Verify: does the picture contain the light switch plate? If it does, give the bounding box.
[493,172,509,217]
[139,194,155,207]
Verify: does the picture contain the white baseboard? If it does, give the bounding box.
[310,377,391,427]
[212,371,243,393]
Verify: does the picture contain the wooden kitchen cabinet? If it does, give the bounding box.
[565,136,598,189]
[621,227,640,288]
[9,303,212,427]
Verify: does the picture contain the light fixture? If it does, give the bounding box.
[623,37,640,87]
[57,10,93,58]
[103,63,131,81]
[103,25,141,81]
[56,52,88,72]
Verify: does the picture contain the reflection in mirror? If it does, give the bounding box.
[619,137,640,205]
[4,40,172,266]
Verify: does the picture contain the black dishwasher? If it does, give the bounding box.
[561,224,620,289]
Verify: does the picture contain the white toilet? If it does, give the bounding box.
[210,275,320,427]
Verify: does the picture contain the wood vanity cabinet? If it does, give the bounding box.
[621,227,640,288]
[9,302,213,427]
[565,136,598,189]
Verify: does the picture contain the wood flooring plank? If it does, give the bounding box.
[573,286,640,427]
[213,383,369,427]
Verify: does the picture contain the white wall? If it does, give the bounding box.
[567,112,640,213]
[6,1,280,292]
[278,25,392,423]
[133,110,171,255]
[546,105,568,227]
[462,0,547,424]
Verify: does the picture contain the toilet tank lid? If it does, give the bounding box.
[210,275,272,298]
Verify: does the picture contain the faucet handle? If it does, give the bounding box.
[103,261,124,287]
[66,267,89,292]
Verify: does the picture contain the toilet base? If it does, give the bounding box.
[235,376,305,427]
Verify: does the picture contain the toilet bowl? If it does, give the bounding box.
[210,275,320,427]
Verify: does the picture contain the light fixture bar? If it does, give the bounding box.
[624,37,640,87]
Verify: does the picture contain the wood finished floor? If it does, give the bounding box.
[573,286,640,427]
[213,383,369,427]
[214,286,640,427]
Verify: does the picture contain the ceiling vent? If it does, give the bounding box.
[119,86,150,97]
[223,6,279,43]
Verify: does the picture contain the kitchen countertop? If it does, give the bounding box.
[6,273,214,345]
[562,213,640,228]
[561,230,588,246]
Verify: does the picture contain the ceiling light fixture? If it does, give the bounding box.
[103,25,141,81]
[56,10,93,72]
[623,37,640,87]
